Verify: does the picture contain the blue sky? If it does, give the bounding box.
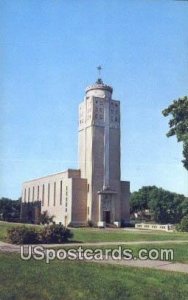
[0,0,188,199]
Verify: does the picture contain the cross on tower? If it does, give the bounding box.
[97,65,102,77]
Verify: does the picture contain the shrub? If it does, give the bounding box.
[39,211,54,225]
[176,215,188,232]
[38,224,73,243]
[7,224,73,244]
[7,226,39,244]
[88,220,94,227]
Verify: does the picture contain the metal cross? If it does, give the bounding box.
[97,65,102,77]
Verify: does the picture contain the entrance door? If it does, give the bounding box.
[103,211,111,224]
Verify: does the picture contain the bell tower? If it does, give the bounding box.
[78,68,130,226]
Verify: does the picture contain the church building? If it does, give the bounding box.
[21,76,130,227]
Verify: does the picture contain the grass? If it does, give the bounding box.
[71,227,188,243]
[48,242,188,263]
[1,221,188,243]
[0,252,188,300]
[79,243,188,263]
[1,222,188,299]
[0,221,41,242]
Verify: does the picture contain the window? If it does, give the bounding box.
[37,186,40,200]
[42,184,45,206]
[32,187,35,202]
[53,182,56,206]
[28,188,30,202]
[60,180,63,205]
[24,189,26,202]
[48,184,50,206]
[65,197,68,212]
[88,184,89,192]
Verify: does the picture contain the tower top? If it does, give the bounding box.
[85,66,113,94]
[96,65,104,84]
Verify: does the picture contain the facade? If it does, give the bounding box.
[21,78,130,227]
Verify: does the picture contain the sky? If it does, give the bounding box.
[0,0,188,199]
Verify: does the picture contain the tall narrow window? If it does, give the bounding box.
[24,189,26,202]
[60,180,62,205]
[66,186,68,196]
[32,187,35,202]
[37,186,40,200]
[42,184,45,206]
[28,188,30,202]
[48,183,50,206]
[53,182,56,206]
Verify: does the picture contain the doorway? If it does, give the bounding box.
[103,210,111,224]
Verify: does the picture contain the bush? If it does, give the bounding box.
[7,224,73,244]
[87,220,94,227]
[7,226,39,244]
[38,224,73,243]
[121,220,135,228]
[176,215,188,232]
[39,211,54,225]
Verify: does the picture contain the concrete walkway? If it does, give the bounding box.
[94,257,188,274]
[1,239,188,251]
[1,240,188,274]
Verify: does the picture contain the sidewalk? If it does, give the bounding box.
[1,239,188,251]
[94,256,188,274]
[1,240,188,274]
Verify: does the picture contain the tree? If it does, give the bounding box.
[162,96,188,170]
[177,215,188,232]
[0,198,21,222]
[130,186,155,213]
[130,186,187,224]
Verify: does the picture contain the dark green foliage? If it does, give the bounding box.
[88,220,94,227]
[38,224,73,243]
[0,198,21,222]
[162,96,188,170]
[130,186,187,224]
[130,186,155,213]
[177,215,188,232]
[7,224,73,244]
[7,226,38,244]
[39,210,54,225]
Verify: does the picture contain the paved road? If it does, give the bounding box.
[1,240,188,274]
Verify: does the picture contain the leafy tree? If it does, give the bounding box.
[162,96,188,170]
[130,186,187,224]
[148,188,184,224]
[0,198,21,222]
[176,215,188,232]
[130,186,155,213]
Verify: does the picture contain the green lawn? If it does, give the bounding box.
[71,227,188,243]
[0,252,188,300]
[78,243,188,263]
[1,221,188,243]
[50,242,188,263]
[0,221,41,242]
